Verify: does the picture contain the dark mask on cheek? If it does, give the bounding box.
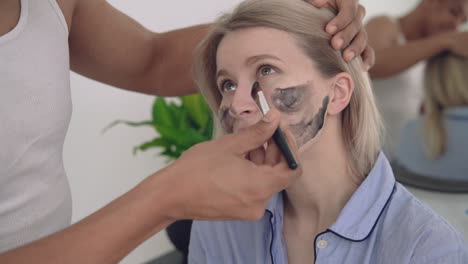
[270,82,329,147]
[272,85,308,112]
[288,96,330,147]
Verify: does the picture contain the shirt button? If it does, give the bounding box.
[317,240,328,249]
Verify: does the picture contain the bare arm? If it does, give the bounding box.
[366,16,448,79]
[69,0,374,97]
[0,172,174,264]
[69,0,207,96]
[0,110,300,264]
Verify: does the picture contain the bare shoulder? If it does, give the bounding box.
[0,0,21,37]
[365,16,400,47]
[366,16,399,35]
[56,0,109,34]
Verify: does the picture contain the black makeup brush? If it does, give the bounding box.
[252,82,298,170]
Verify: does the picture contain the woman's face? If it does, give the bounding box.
[215,27,333,148]
[425,0,468,35]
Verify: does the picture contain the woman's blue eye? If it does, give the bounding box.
[221,81,237,92]
[259,66,276,76]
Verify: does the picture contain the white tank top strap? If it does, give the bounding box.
[47,0,68,35]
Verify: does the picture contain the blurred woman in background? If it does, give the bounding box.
[366,0,468,159]
[394,53,468,192]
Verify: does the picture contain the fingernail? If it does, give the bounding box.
[335,38,344,49]
[347,51,356,60]
[262,111,274,123]
[327,25,337,35]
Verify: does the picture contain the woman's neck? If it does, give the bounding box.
[283,121,361,234]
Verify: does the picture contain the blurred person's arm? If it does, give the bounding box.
[365,16,468,79]
[69,0,208,96]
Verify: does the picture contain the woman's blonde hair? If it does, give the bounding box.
[423,53,468,159]
[193,0,382,178]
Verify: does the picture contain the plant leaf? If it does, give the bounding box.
[102,120,154,134]
[133,137,173,155]
[161,149,180,160]
[203,114,214,139]
[182,94,211,129]
[185,127,210,145]
[152,97,176,128]
[172,107,189,131]
[108,95,215,161]
[156,126,194,149]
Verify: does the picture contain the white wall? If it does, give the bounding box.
[361,0,419,20]
[65,1,459,264]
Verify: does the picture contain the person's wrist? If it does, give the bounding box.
[148,162,191,221]
[146,166,181,224]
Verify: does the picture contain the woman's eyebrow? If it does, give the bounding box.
[216,69,229,80]
[275,83,310,91]
[216,54,283,79]
[246,54,283,66]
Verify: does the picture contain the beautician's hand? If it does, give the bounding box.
[0,110,297,264]
[163,109,301,221]
[306,0,375,71]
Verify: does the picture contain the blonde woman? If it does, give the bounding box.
[188,0,468,263]
[366,0,468,160]
[395,53,468,192]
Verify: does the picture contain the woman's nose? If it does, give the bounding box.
[229,85,259,119]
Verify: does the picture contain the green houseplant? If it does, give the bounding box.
[105,94,213,160]
[105,94,213,262]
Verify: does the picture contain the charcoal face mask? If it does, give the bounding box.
[270,82,329,147]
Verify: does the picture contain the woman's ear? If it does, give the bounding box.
[327,72,354,115]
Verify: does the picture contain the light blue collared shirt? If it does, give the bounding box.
[189,153,468,264]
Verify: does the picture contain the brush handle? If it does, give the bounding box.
[272,127,298,170]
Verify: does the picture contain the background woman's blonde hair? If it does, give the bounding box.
[423,53,468,159]
[193,0,383,178]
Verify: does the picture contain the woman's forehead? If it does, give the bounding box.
[214,27,321,81]
[216,27,303,65]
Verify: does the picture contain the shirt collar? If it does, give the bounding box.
[266,191,282,215]
[328,152,396,241]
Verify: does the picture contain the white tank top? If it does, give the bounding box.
[0,0,72,252]
[372,27,426,160]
